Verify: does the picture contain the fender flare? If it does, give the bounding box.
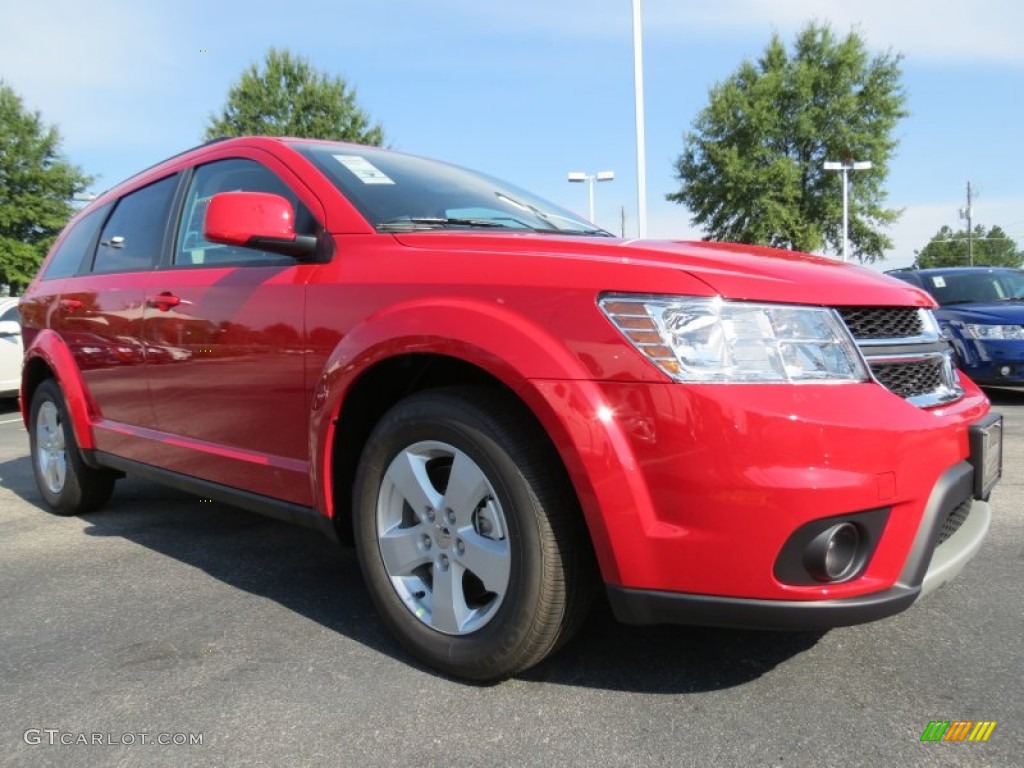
[308,294,595,496]
[22,329,97,451]
[306,297,646,580]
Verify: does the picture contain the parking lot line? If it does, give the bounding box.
[0,417,24,425]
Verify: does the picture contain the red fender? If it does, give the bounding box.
[22,329,98,451]
[306,297,651,583]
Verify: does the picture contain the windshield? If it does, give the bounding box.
[922,269,1024,305]
[291,142,609,236]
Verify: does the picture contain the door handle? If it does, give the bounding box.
[59,298,83,311]
[146,292,190,311]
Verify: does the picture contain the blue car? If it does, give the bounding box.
[887,267,1024,387]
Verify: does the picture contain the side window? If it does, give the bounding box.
[0,305,19,323]
[40,204,111,280]
[175,158,310,267]
[94,175,178,274]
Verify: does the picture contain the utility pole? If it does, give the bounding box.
[960,182,974,266]
[620,205,627,238]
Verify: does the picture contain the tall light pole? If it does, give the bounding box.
[823,160,872,262]
[567,171,615,223]
[632,0,648,237]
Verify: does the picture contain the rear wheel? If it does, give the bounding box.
[29,379,116,515]
[353,388,594,681]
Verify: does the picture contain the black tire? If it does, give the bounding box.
[352,387,595,681]
[29,379,116,515]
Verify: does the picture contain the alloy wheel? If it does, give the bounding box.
[376,440,511,635]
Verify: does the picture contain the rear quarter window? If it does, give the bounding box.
[40,204,111,280]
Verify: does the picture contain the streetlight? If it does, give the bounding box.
[823,160,872,262]
[567,170,615,223]
[632,0,647,238]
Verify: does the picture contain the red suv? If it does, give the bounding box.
[19,137,1002,681]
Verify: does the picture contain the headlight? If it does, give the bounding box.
[599,295,870,383]
[964,323,1024,340]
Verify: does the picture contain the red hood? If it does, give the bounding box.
[391,233,934,308]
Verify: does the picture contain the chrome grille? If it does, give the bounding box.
[836,307,925,340]
[871,357,947,399]
[833,306,963,407]
[938,499,971,545]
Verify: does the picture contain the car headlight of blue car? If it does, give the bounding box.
[964,323,1024,341]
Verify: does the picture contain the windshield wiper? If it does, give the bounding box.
[493,192,611,236]
[377,215,611,237]
[377,217,516,232]
[527,227,614,237]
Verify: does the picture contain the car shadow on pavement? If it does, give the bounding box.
[80,479,412,666]
[525,600,824,693]
[2,464,823,693]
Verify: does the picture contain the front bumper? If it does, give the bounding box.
[608,462,992,629]
[530,377,994,620]
[962,361,1024,386]
[954,337,1024,385]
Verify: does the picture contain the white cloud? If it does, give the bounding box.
[643,195,1024,273]
[675,0,1024,63]
[433,0,1024,64]
[879,196,1024,270]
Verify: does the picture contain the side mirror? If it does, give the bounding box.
[0,320,21,338]
[204,191,317,258]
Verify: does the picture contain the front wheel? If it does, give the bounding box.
[353,388,593,681]
[29,379,116,515]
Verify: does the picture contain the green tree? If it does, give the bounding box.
[204,48,384,145]
[916,224,1023,268]
[0,82,92,290]
[668,22,907,263]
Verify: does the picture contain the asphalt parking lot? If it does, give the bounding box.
[1,391,1021,768]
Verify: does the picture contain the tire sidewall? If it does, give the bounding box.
[353,393,555,679]
[29,380,69,510]
[28,378,107,515]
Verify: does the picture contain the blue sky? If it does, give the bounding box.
[3,0,1022,271]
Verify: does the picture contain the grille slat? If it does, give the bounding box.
[836,307,925,339]
[833,306,962,406]
[870,359,946,399]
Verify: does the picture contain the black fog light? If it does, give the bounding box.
[774,508,888,586]
[804,522,861,582]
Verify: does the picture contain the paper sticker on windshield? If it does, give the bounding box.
[932,276,947,288]
[333,155,394,185]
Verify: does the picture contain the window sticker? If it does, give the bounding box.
[333,155,395,184]
[932,276,947,288]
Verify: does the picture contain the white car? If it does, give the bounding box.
[0,297,23,398]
